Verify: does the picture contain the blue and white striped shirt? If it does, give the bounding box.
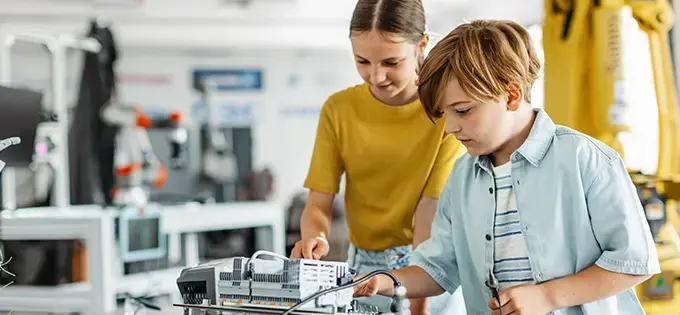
[492,162,534,290]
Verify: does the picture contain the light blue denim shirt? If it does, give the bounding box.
[410,108,660,315]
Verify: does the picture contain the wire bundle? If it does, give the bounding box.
[281,270,402,315]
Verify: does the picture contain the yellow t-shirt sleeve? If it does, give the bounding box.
[303,98,345,194]
[422,133,466,198]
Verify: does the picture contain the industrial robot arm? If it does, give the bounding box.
[100,101,187,207]
[543,0,680,312]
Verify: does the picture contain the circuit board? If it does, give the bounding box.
[176,254,357,313]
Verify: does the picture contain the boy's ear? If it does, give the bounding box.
[506,83,523,111]
[419,34,430,53]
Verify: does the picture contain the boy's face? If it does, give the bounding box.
[439,78,516,156]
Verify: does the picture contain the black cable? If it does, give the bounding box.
[280,269,400,315]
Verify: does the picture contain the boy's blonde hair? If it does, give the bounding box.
[417,20,541,121]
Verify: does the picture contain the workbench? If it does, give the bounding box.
[0,201,285,314]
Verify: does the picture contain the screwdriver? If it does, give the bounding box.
[485,268,503,315]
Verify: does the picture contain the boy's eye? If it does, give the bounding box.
[456,108,471,115]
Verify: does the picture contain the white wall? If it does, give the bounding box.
[0,0,548,207]
[1,0,546,51]
[8,45,362,205]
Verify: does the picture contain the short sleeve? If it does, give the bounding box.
[586,156,661,275]
[303,98,345,194]
[422,133,466,198]
[409,183,461,293]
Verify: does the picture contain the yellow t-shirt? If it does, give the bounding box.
[304,83,466,251]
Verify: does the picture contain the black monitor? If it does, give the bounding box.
[0,85,41,167]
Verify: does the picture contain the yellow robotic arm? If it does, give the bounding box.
[543,0,680,313]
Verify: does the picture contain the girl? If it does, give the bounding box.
[289,0,466,314]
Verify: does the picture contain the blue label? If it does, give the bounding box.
[191,101,255,126]
[192,69,263,91]
[278,106,321,117]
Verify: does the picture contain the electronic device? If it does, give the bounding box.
[117,204,166,263]
[0,85,41,167]
[0,137,21,173]
[174,251,408,315]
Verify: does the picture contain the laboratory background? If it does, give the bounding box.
[0,0,678,314]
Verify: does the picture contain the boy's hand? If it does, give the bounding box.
[488,284,555,315]
[353,274,392,297]
[289,236,329,260]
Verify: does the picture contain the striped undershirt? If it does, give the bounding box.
[492,161,534,290]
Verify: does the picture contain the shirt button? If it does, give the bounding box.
[485,234,492,241]
[488,187,493,194]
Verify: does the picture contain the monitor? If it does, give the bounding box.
[118,204,167,263]
[0,85,41,167]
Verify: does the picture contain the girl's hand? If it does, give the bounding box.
[289,236,329,260]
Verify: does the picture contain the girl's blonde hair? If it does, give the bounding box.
[417,20,541,121]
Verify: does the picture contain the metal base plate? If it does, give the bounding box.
[173,302,379,315]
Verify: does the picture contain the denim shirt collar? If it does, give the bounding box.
[474,108,556,171]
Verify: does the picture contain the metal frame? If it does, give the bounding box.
[0,26,102,210]
[0,204,116,314]
[0,201,286,314]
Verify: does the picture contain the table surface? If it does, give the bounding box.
[8,298,383,315]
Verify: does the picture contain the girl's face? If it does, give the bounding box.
[350,29,427,105]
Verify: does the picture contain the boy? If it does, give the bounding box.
[353,20,660,314]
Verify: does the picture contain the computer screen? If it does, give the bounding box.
[118,205,166,263]
[128,217,161,251]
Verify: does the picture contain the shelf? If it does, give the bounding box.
[0,283,91,313]
[0,201,286,314]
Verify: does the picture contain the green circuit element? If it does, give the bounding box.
[656,276,665,288]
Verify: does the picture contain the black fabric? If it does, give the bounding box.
[68,20,118,205]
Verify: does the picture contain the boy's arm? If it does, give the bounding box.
[408,176,462,296]
[371,265,447,298]
[544,156,658,304]
[585,156,659,274]
[409,195,439,313]
[492,265,649,313]
[354,185,459,300]
[409,133,465,312]
[539,264,649,310]
[362,193,455,299]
